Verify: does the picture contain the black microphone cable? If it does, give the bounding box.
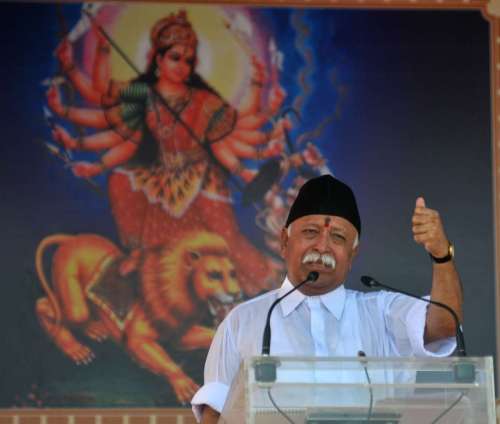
[360,275,466,357]
[255,271,319,385]
[361,275,473,424]
[430,391,466,424]
[358,350,374,422]
[266,386,295,424]
[262,271,320,355]
[257,271,320,423]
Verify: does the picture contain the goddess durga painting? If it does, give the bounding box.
[31,3,333,405]
[47,9,290,292]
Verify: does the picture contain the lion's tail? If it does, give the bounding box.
[35,234,74,331]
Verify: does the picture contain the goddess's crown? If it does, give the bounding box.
[150,10,197,52]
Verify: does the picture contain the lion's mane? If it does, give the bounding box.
[140,231,231,333]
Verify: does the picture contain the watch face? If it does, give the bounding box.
[431,242,454,263]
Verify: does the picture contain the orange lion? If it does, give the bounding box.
[35,231,241,403]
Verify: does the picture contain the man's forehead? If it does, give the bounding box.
[294,214,356,231]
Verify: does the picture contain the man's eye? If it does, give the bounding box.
[303,229,318,235]
[332,233,346,242]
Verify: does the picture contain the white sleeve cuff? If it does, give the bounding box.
[406,298,457,357]
[191,381,230,422]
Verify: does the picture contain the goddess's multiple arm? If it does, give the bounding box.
[55,36,107,105]
[210,55,289,182]
[47,36,289,181]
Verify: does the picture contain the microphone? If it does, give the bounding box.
[360,275,466,357]
[261,271,319,355]
[255,271,319,383]
[360,276,475,384]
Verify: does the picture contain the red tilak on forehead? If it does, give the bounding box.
[324,217,331,227]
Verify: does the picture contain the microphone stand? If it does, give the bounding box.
[255,271,319,383]
[360,275,466,356]
[358,351,374,422]
[361,275,475,385]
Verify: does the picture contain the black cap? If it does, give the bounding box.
[285,174,361,235]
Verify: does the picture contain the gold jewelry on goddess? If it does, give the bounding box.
[150,10,198,52]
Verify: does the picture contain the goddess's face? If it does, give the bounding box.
[156,44,196,84]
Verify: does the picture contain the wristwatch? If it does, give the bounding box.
[430,242,454,264]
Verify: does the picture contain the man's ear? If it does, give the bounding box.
[280,227,289,257]
[348,245,359,270]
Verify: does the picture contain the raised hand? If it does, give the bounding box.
[46,85,66,117]
[92,19,110,49]
[56,38,74,72]
[51,124,78,150]
[268,84,286,116]
[301,143,326,168]
[250,55,267,86]
[412,197,450,258]
[71,161,103,178]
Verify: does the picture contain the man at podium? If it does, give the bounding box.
[191,174,463,423]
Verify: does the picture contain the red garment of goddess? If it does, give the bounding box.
[105,81,271,294]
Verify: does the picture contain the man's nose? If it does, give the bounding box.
[314,230,331,251]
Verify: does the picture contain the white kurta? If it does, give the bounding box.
[191,277,456,420]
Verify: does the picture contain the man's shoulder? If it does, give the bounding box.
[227,289,279,318]
[344,287,398,303]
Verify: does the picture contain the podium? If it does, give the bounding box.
[219,356,495,423]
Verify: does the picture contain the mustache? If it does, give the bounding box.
[302,251,336,269]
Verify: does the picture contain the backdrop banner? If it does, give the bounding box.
[0,1,493,408]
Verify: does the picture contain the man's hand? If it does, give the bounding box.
[412,197,449,258]
[412,197,463,344]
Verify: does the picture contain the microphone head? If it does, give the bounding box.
[360,275,378,288]
[307,271,319,282]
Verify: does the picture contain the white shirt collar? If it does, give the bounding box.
[278,275,346,320]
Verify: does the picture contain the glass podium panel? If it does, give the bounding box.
[220,356,495,424]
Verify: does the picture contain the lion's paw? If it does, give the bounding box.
[63,342,95,365]
[84,321,109,342]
